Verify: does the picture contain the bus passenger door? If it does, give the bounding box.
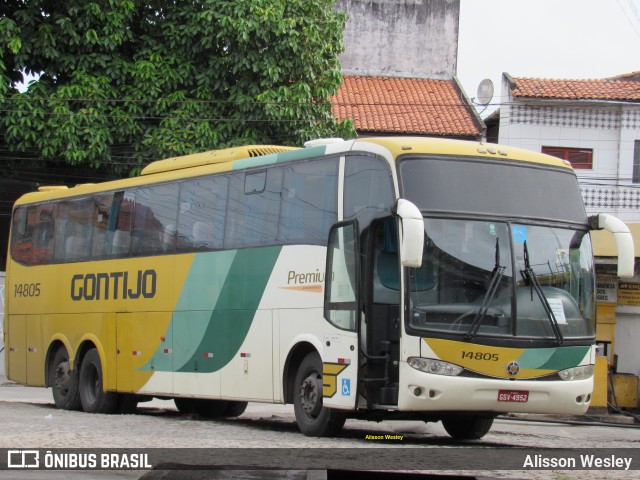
[322,222,359,410]
[362,218,401,407]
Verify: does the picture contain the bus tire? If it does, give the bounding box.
[293,352,346,437]
[174,397,196,414]
[78,348,119,414]
[224,401,248,417]
[441,415,494,440]
[49,347,81,411]
[192,399,229,418]
[117,394,139,414]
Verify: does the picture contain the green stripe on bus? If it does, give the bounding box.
[178,246,282,373]
[142,251,237,372]
[141,246,281,373]
[517,345,590,370]
[536,346,591,371]
[232,145,327,170]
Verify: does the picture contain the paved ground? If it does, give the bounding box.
[1,375,640,480]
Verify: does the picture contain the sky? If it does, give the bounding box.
[457,0,640,115]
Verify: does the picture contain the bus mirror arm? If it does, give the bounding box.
[589,214,635,278]
[393,199,424,268]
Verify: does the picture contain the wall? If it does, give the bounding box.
[337,0,459,79]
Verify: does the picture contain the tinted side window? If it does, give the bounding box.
[344,155,395,227]
[54,198,94,262]
[279,158,338,245]
[178,176,228,251]
[10,204,56,265]
[91,193,114,259]
[132,184,179,256]
[225,168,282,248]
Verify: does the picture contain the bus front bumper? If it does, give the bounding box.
[397,361,593,416]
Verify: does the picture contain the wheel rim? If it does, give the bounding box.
[299,372,323,417]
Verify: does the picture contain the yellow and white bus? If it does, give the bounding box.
[4,137,634,439]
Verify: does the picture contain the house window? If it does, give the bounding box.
[542,146,593,169]
[633,140,640,184]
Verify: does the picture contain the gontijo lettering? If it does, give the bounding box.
[71,270,157,301]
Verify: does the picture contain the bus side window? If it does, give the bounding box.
[225,168,282,248]
[372,219,401,303]
[132,184,179,256]
[108,191,134,257]
[325,222,359,331]
[91,193,114,259]
[10,205,51,265]
[278,158,338,245]
[54,198,93,262]
[344,154,395,227]
[177,176,228,252]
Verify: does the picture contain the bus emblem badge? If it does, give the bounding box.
[506,361,520,376]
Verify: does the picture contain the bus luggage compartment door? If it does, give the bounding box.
[6,314,27,384]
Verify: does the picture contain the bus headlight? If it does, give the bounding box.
[408,357,463,376]
[558,365,594,381]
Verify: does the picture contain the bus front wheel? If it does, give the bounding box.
[293,352,346,437]
[441,415,494,440]
[49,347,81,410]
[78,348,119,414]
[224,401,248,417]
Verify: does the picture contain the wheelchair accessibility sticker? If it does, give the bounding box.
[342,378,351,396]
[512,225,528,244]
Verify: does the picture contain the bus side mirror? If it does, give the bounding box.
[590,214,635,278]
[394,199,424,268]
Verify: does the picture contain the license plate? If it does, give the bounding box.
[497,390,529,402]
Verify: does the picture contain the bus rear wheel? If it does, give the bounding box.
[293,352,346,437]
[49,347,81,410]
[78,348,119,414]
[441,415,494,440]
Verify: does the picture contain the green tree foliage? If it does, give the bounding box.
[0,0,354,177]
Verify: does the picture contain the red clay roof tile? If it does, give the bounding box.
[331,76,481,136]
[510,75,640,101]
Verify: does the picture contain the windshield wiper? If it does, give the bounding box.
[521,241,564,344]
[465,237,505,341]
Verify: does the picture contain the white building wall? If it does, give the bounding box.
[500,75,640,383]
[499,76,640,223]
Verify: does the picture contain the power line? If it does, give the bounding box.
[617,0,640,39]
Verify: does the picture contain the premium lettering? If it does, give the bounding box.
[287,269,325,285]
[71,270,156,301]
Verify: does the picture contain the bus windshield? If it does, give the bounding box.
[399,156,595,342]
[398,155,587,225]
[407,219,595,340]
